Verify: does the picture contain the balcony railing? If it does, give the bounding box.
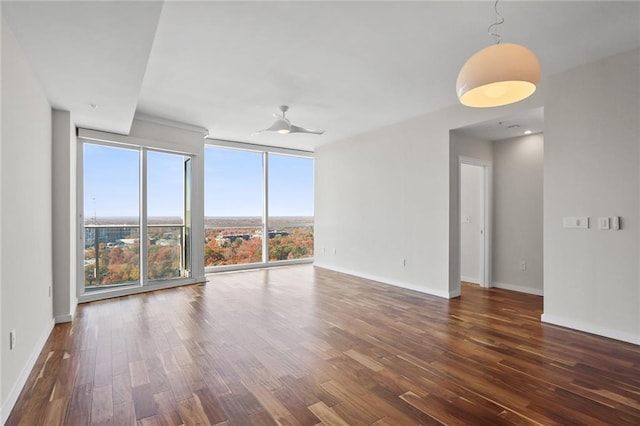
[84,224,187,290]
[85,221,314,286]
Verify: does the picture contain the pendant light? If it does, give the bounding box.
[456,0,540,108]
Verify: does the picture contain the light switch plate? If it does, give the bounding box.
[563,216,589,229]
[611,216,620,230]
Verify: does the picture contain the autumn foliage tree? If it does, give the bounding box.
[85,226,314,286]
[203,227,313,266]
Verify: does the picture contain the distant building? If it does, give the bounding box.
[84,226,138,248]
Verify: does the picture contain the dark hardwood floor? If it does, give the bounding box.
[7,265,640,425]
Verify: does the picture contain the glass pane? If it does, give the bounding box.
[268,154,314,261]
[147,151,189,280]
[83,144,140,290]
[205,227,263,266]
[204,147,263,266]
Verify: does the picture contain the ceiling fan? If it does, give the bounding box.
[256,105,325,135]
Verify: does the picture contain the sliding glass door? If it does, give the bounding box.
[146,151,191,281]
[82,142,192,294]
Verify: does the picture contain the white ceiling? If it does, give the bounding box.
[2,1,163,135]
[3,1,640,150]
[454,107,544,141]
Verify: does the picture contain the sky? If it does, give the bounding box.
[83,144,314,218]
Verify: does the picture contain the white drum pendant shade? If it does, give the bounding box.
[456,43,540,107]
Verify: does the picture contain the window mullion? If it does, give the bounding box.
[140,147,148,285]
[262,152,269,264]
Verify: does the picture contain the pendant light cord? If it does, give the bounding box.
[487,0,504,44]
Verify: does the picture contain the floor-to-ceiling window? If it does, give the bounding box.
[81,141,193,296]
[204,144,314,270]
[204,147,264,266]
[83,144,141,289]
[267,153,314,261]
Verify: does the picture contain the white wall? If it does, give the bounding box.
[315,94,539,299]
[493,133,543,295]
[315,120,453,295]
[460,163,484,284]
[543,48,640,344]
[1,21,54,419]
[52,109,77,323]
[314,47,638,344]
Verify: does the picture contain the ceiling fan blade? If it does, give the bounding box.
[255,118,291,134]
[289,124,325,135]
[256,107,324,136]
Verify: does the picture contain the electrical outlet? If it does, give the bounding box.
[402,258,406,267]
[9,329,16,350]
[520,261,527,271]
[332,248,337,255]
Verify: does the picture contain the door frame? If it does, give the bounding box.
[459,156,492,288]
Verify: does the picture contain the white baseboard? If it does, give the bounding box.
[493,281,543,296]
[79,276,202,303]
[313,262,453,299]
[55,313,73,324]
[55,297,78,324]
[541,313,640,345]
[461,275,481,285]
[1,318,55,422]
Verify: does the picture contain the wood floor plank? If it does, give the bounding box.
[307,401,350,426]
[131,383,158,420]
[216,391,253,425]
[112,400,136,426]
[193,387,228,424]
[129,360,150,388]
[112,373,133,406]
[91,384,114,425]
[248,410,279,426]
[41,397,69,426]
[176,394,212,426]
[272,383,321,425]
[6,265,640,425]
[66,382,93,426]
[343,349,385,372]
[153,389,184,426]
[245,383,300,425]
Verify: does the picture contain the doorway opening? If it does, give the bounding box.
[449,107,544,299]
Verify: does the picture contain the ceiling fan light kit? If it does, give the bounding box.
[456,0,540,108]
[256,105,325,135]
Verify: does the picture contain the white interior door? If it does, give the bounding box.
[460,163,486,286]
